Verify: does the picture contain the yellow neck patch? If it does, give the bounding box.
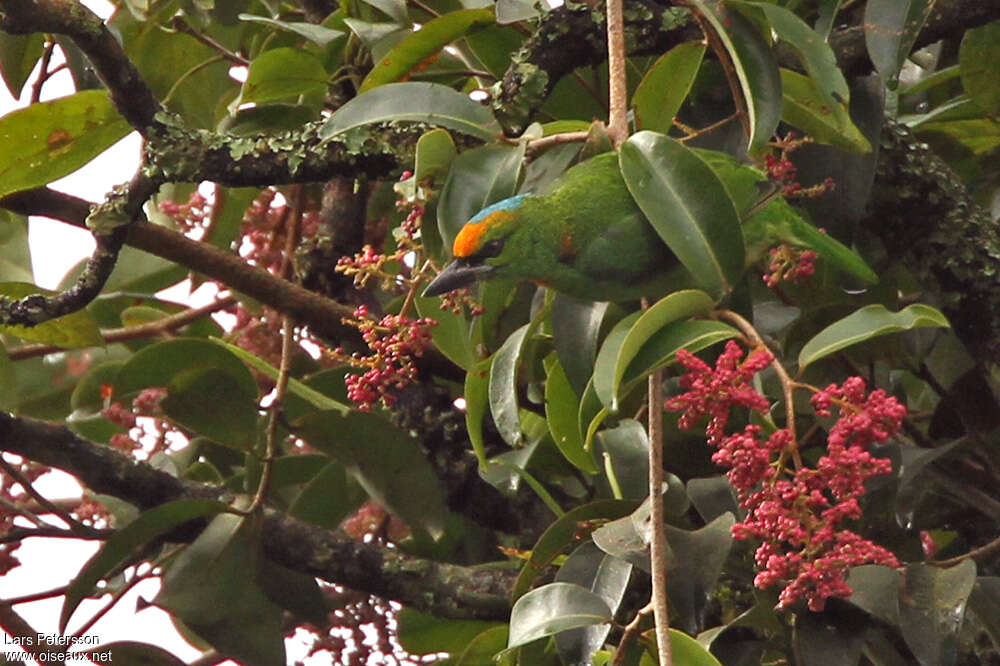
[452,211,513,258]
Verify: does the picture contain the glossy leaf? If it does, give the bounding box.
[0,90,130,199]
[507,582,612,649]
[959,21,1000,117]
[737,2,848,105]
[239,48,329,106]
[414,128,458,186]
[488,323,531,447]
[618,320,737,393]
[361,0,409,24]
[61,499,230,631]
[296,410,450,540]
[668,629,724,666]
[397,609,502,658]
[594,420,649,501]
[0,210,32,282]
[455,626,509,665]
[238,14,345,47]
[0,32,44,98]
[416,295,477,370]
[664,514,736,633]
[620,132,745,299]
[512,499,637,601]
[551,295,608,398]
[544,355,598,474]
[864,0,933,89]
[360,9,495,91]
[845,565,901,626]
[899,560,976,666]
[321,82,502,142]
[780,69,871,153]
[690,1,782,151]
[632,42,706,134]
[593,289,714,411]
[798,304,950,370]
[0,282,103,348]
[160,367,258,449]
[438,143,525,250]
[288,460,365,529]
[554,542,632,666]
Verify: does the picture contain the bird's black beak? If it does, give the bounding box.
[422,260,494,297]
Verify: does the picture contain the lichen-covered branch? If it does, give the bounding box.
[0,172,155,328]
[0,0,160,131]
[866,120,1000,366]
[490,1,700,134]
[0,411,517,620]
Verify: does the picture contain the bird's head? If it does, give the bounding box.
[422,194,530,297]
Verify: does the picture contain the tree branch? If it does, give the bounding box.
[0,411,516,620]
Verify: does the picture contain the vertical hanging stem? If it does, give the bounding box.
[648,367,673,665]
[605,0,628,146]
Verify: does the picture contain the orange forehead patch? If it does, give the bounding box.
[452,211,513,258]
[453,221,487,258]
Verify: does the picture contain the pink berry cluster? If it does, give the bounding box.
[330,306,437,411]
[764,133,835,198]
[101,387,174,457]
[158,190,209,233]
[437,286,487,316]
[241,188,320,274]
[667,343,905,611]
[764,244,819,287]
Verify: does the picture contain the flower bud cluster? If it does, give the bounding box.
[0,457,47,575]
[101,387,173,457]
[330,306,437,411]
[764,244,819,287]
[667,343,904,611]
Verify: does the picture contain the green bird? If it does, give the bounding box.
[423,152,686,301]
[423,151,876,301]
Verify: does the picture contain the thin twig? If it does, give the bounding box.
[0,495,46,526]
[0,525,110,543]
[647,367,673,666]
[525,130,590,156]
[170,16,249,65]
[0,606,66,665]
[245,186,303,514]
[1,584,70,607]
[933,532,1000,568]
[612,601,655,666]
[605,0,628,146]
[8,295,236,360]
[29,39,56,104]
[0,455,93,535]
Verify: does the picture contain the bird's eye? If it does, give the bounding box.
[480,239,504,258]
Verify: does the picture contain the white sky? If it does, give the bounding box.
[0,3,316,664]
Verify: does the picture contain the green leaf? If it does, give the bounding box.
[114,338,258,400]
[489,323,531,447]
[211,338,349,413]
[797,304,950,370]
[780,69,871,153]
[0,282,103,348]
[664,514,736,634]
[438,143,525,251]
[0,210,32,283]
[296,410,450,540]
[551,295,608,398]
[288,460,365,529]
[620,132,745,299]
[594,420,650,502]
[156,513,286,666]
[160,367,258,449]
[668,629,724,666]
[507,582,612,649]
[414,128,458,185]
[960,21,1000,117]
[416,295,476,370]
[455,625,509,665]
[863,0,933,89]
[0,32,44,99]
[544,355,598,474]
[239,48,329,106]
[360,9,495,91]
[81,641,187,666]
[0,90,130,199]
[619,320,737,393]
[512,499,637,602]
[238,14,345,47]
[845,565,901,626]
[398,609,502,658]
[737,2,848,105]
[689,1,782,152]
[594,289,714,411]
[465,357,493,469]
[321,82,502,142]
[632,42,706,134]
[899,561,976,666]
[61,499,231,631]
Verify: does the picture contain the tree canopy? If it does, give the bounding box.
[0,0,999,664]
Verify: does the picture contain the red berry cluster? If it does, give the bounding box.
[331,306,437,411]
[665,340,774,445]
[101,387,174,457]
[764,133,835,198]
[158,190,209,233]
[241,189,319,274]
[667,344,904,611]
[764,244,819,287]
[437,286,487,316]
